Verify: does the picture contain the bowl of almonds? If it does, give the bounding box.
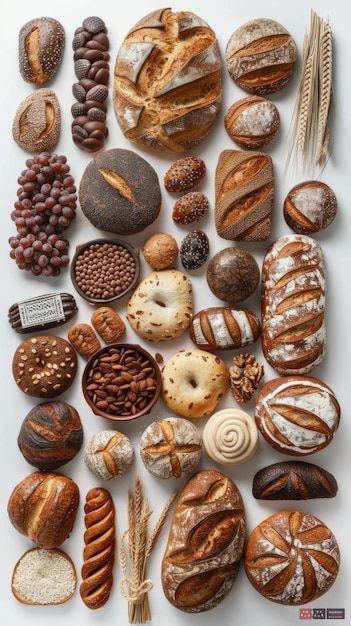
[70,238,140,304]
[82,343,162,421]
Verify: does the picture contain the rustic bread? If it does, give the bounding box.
[189,306,261,351]
[113,8,222,153]
[162,469,245,612]
[261,234,326,374]
[252,460,338,500]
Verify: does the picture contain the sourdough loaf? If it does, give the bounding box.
[252,461,338,500]
[161,469,245,612]
[189,306,261,350]
[261,234,326,374]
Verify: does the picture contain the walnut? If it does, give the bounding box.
[229,353,264,403]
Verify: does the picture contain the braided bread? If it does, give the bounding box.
[80,488,115,609]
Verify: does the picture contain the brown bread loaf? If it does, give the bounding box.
[283,180,337,234]
[261,234,326,374]
[214,149,274,241]
[161,469,245,612]
[254,376,340,455]
[18,17,65,84]
[252,461,338,500]
[245,510,340,605]
[80,488,115,609]
[7,472,79,549]
[189,306,261,350]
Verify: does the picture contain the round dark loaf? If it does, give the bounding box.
[252,461,338,500]
[189,306,261,350]
[161,469,245,613]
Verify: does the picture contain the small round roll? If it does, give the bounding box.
[203,408,259,465]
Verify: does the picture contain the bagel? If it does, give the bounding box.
[127,269,193,341]
[161,349,229,418]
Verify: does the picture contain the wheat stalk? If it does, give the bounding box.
[316,20,332,165]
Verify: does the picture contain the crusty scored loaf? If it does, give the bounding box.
[161,469,245,612]
[189,306,261,350]
[113,8,222,153]
[261,234,326,374]
[252,461,338,500]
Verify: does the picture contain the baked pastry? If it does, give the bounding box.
[12,89,61,152]
[18,17,65,84]
[127,269,193,342]
[172,192,209,225]
[79,148,161,236]
[189,306,261,351]
[179,230,209,271]
[84,430,134,480]
[12,334,78,398]
[12,548,76,605]
[245,510,340,605]
[7,471,79,549]
[226,18,297,94]
[206,247,260,303]
[68,323,101,358]
[224,96,280,149]
[203,408,259,466]
[140,417,202,479]
[254,376,340,455]
[283,180,337,234]
[161,469,245,612]
[164,157,206,192]
[143,233,179,270]
[252,461,338,500]
[80,488,115,609]
[161,349,229,418]
[17,401,83,470]
[214,149,274,241]
[91,306,126,343]
[261,235,326,375]
[113,8,222,153]
[8,292,78,334]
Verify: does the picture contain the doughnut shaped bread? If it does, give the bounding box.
[127,269,193,341]
[203,408,259,466]
[161,349,229,418]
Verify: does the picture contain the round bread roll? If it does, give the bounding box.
[161,349,229,418]
[224,96,280,149]
[245,510,340,605]
[113,8,222,153]
[140,417,202,479]
[283,180,337,234]
[12,548,76,605]
[12,334,77,398]
[203,408,259,466]
[17,401,83,470]
[84,430,134,480]
[127,269,193,341]
[143,233,179,270]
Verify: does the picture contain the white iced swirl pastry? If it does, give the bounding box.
[203,408,259,466]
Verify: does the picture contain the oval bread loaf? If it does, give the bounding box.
[261,234,326,374]
[189,306,261,350]
[161,469,245,613]
[252,461,338,500]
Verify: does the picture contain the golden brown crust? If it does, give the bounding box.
[91,306,126,343]
[68,323,101,358]
[189,306,261,350]
[224,96,280,149]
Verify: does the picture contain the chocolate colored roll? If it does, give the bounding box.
[252,461,338,500]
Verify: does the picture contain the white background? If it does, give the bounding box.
[0,1,350,625]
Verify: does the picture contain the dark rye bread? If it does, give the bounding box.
[252,461,338,500]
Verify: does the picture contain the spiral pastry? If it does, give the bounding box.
[80,487,115,609]
[203,408,259,466]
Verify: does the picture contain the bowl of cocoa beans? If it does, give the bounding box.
[70,238,140,304]
[82,343,162,420]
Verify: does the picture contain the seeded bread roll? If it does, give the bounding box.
[12,89,61,153]
[162,469,245,612]
[18,17,65,84]
[261,235,326,375]
[189,306,261,351]
[252,461,338,500]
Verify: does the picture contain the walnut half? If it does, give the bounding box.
[229,353,264,403]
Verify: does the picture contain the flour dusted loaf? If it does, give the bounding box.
[252,461,338,500]
[261,234,326,374]
[113,8,222,153]
[245,510,340,605]
[162,469,245,612]
[189,306,261,351]
[215,149,274,241]
[255,376,340,455]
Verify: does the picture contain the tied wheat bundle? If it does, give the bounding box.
[119,475,177,623]
[286,10,333,175]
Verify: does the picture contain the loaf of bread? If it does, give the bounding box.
[189,306,261,351]
[161,469,245,612]
[7,471,79,549]
[252,461,338,500]
[245,510,340,605]
[261,234,326,374]
[215,149,274,241]
[91,306,126,342]
[113,8,222,153]
[80,488,115,609]
[255,376,340,455]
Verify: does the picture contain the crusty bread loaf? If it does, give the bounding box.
[113,8,222,153]
[252,461,338,500]
[215,149,274,241]
[189,306,261,351]
[255,376,340,455]
[261,234,326,374]
[7,471,79,549]
[245,510,340,605]
[161,469,245,612]
[80,488,115,609]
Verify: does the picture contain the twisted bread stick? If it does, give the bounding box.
[80,487,115,609]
